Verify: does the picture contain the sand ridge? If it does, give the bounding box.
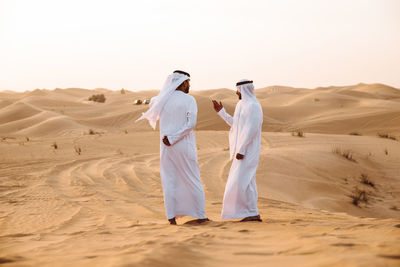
[1,83,400,136]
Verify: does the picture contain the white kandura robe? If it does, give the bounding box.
[218,95,263,219]
[159,90,206,220]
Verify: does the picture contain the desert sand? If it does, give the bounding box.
[1,83,400,266]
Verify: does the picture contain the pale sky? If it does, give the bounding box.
[1,0,399,92]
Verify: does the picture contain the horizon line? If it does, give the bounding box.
[1,82,399,94]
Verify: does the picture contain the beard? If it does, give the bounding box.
[238,93,242,100]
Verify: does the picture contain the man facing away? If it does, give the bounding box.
[136,70,208,225]
[211,79,263,222]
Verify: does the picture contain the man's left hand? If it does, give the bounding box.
[163,136,171,146]
[236,153,244,160]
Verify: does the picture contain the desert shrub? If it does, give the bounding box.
[314,98,320,102]
[1,137,16,141]
[291,130,305,137]
[332,147,356,162]
[350,187,368,206]
[88,129,102,135]
[88,94,106,103]
[377,133,397,141]
[51,142,58,149]
[349,132,361,136]
[87,129,103,135]
[360,174,374,188]
[121,88,126,94]
[74,145,82,155]
[384,148,388,155]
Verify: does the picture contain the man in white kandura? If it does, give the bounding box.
[211,79,263,222]
[136,70,208,225]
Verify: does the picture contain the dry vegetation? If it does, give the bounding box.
[74,145,82,155]
[360,174,375,188]
[51,142,58,150]
[88,94,106,103]
[1,136,16,141]
[291,130,305,137]
[350,187,369,206]
[87,129,102,135]
[377,133,397,141]
[332,146,356,162]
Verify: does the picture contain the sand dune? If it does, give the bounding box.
[1,83,399,266]
[2,83,399,137]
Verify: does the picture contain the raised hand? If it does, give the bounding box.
[212,100,223,112]
[163,136,171,146]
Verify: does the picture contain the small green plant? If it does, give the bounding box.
[88,94,106,103]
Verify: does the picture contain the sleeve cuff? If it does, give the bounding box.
[166,135,179,146]
[218,107,226,116]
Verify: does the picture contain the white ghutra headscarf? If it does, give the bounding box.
[136,70,190,129]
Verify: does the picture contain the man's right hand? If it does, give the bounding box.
[212,100,223,112]
[163,136,171,146]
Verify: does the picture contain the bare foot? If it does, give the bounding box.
[184,218,210,225]
[240,215,262,222]
[168,217,177,225]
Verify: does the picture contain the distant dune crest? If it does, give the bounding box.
[0,83,399,137]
